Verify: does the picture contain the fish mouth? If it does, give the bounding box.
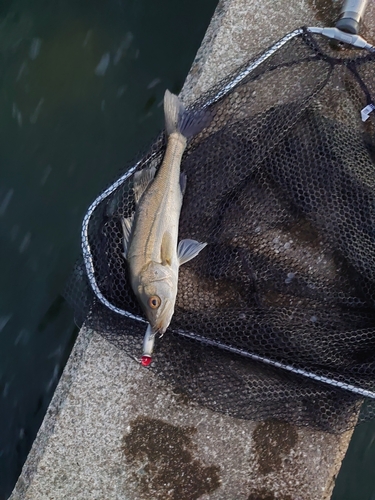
[146,299,174,336]
[145,315,167,336]
[158,325,168,336]
[152,321,169,336]
[152,308,173,336]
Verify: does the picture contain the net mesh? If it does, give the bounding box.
[66,29,375,432]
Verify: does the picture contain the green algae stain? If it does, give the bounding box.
[122,416,221,500]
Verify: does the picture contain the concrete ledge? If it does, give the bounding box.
[10,1,375,499]
[10,330,353,500]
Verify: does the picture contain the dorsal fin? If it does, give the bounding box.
[133,166,156,204]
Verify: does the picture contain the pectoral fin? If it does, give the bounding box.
[178,239,207,265]
[121,215,134,258]
[133,166,156,204]
[161,232,174,266]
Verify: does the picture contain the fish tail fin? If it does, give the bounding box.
[164,89,210,139]
[164,90,184,136]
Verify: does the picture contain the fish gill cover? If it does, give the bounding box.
[66,29,375,433]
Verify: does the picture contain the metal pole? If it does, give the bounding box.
[336,0,369,34]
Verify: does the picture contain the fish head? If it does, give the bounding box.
[137,262,177,335]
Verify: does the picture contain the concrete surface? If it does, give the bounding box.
[10,329,354,500]
[10,1,375,499]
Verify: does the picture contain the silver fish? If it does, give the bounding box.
[122,90,207,342]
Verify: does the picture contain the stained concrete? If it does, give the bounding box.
[10,1,375,499]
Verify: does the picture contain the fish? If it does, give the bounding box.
[122,89,208,364]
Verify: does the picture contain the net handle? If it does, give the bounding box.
[336,0,369,34]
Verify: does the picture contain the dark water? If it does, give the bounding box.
[0,1,375,498]
[333,420,375,500]
[0,0,218,497]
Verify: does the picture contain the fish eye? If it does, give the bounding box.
[148,296,161,309]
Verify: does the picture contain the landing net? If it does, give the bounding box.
[66,28,375,432]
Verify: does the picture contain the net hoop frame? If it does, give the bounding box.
[80,26,375,399]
